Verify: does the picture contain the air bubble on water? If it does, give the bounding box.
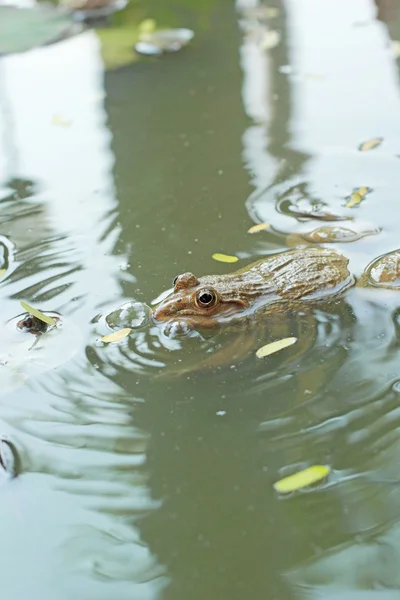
[105,301,151,330]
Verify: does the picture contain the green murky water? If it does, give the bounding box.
[2,0,400,598]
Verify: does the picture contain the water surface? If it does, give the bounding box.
[1,0,400,598]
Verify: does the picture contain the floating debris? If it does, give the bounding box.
[273,465,331,493]
[212,253,239,263]
[346,186,369,208]
[392,41,400,58]
[248,223,270,234]
[0,313,81,396]
[359,138,382,152]
[260,30,280,50]
[101,328,132,343]
[256,337,297,358]
[19,302,56,327]
[135,28,194,56]
[52,115,71,127]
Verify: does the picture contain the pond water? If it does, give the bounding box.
[1,0,400,598]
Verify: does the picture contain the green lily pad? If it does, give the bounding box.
[0,6,80,55]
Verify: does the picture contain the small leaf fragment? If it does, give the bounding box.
[248,223,270,234]
[256,337,297,358]
[260,30,280,50]
[212,253,239,263]
[20,301,56,326]
[273,465,331,493]
[392,41,400,58]
[52,114,71,127]
[0,269,6,280]
[138,18,156,34]
[101,328,132,343]
[346,186,369,208]
[359,138,382,152]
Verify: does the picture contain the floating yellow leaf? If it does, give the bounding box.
[392,41,400,58]
[0,269,5,280]
[256,337,297,358]
[212,253,239,263]
[346,186,369,208]
[101,328,132,343]
[260,30,280,50]
[248,223,270,234]
[359,138,382,152]
[138,19,156,34]
[273,465,331,493]
[52,114,71,127]
[20,301,56,326]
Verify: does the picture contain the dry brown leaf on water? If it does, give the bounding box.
[212,253,239,263]
[256,337,297,358]
[101,328,132,343]
[20,301,56,326]
[273,465,331,494]
[248,223,270,234]
[346,186,369,208]
[359,138,382,152]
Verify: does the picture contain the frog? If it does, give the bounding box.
[152,247,400,337]
[152,247,356,336]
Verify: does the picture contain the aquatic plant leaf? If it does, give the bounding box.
[0,269,6,280]
[256,337,297,358]
[0,6,78,55]
[101,328,132,343]
[346,186,369,208]
[20,302,56,326]
[273,465,331,493]
[212,253,239,263]
[359,138,382,152]
[248,223,270,234]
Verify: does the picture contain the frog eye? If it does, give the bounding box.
[196,289,217,308]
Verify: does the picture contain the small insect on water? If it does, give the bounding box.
[17,315,50,335]
[17,302,59,336]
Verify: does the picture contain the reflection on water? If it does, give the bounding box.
[2,0,400,598]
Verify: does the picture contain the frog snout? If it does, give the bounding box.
[153,301,181,322]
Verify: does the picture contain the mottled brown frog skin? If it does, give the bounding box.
[153,247,355,333]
